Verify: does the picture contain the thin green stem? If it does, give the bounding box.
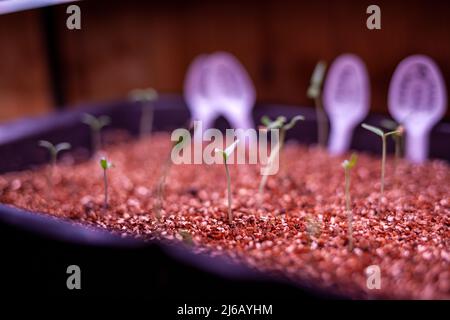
[51,151,57,169]
[394,135,401,162]
[155,154,172,220]
[393,135,400,176]
[224,161,233,224]
[314,96,328,147]
[345,169,350,212]
[258,129,285,196]
[93,129,101,155]
[345,168,353,251]
[103,169,108,209]
[140,104,154,139]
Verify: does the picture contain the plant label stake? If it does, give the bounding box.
[388,55,447,163]
[184,55,217,141]
[324,54,370,155]
[184,52,256,145]
[208,52,256,145]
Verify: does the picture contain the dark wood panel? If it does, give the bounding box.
[55,0,450,117]
[1,0,450,119]
[0,10,51,122]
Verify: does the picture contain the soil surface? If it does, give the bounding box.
[0,133,449,299]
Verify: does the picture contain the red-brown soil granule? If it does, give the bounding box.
[0,133,448,299]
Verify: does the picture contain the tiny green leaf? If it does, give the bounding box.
[224,139,240,159]
[143,88,158,101]
[307,86,319,99]
[385,129,402,138]
[342,153,358,169]
[310,61,327,86]
[214,139,240,161]
[307,61,327,98]
[261,116,286,130]
[129,88,158,102]
[178,229,193,245]
[380,119,398,131]
[98,115,111,128]
[283,115,305,130]
[261,116,271,127]
[82,113,110,130]
[361,123,384,137]
[100,157,112,170]
[348,153,358,168]
[55,142,71,153]
[129,89,145,101]
[38,140,55,151]
[82,113,97,125]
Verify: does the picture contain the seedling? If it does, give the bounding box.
[361,123,401,200]
[82,113,110,155]
[381,119,405,169]
[100,157,113,209]
[342,153,358,251]
[305,214,322,246]
[214,139,240,225]
[38,140,71,196]
[258,115,304,196]
[129,88,158,138]
[155,128,191,219]
[178,229,194,246]
[307,61,328,147]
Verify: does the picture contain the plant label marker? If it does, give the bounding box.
[184,52,256,145]
[208,52,256,145]
[388,55,447,163]
[323,54,370,155]
[184,54,217,141]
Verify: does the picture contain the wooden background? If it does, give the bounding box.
[1,0,449,122]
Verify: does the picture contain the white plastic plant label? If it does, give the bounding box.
[388,55,447,163]
[323,54,370,155]
[207,52,256,144]
[184,54,217,140]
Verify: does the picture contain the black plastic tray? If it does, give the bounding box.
[1,95,449,299]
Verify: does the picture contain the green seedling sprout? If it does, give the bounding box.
[214,139,240,225]
[361,123,401,201]
[381,119,405,171]
[307,61,328,147]
[38,140,71,197]
[178,229,194,246]
[342,153,358,251]
[258,115,304,196]
[82,113,110,155]
[155,128,191,220]
[305,214,322,246]
[129,88,158,138]
[100,157,113,209]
